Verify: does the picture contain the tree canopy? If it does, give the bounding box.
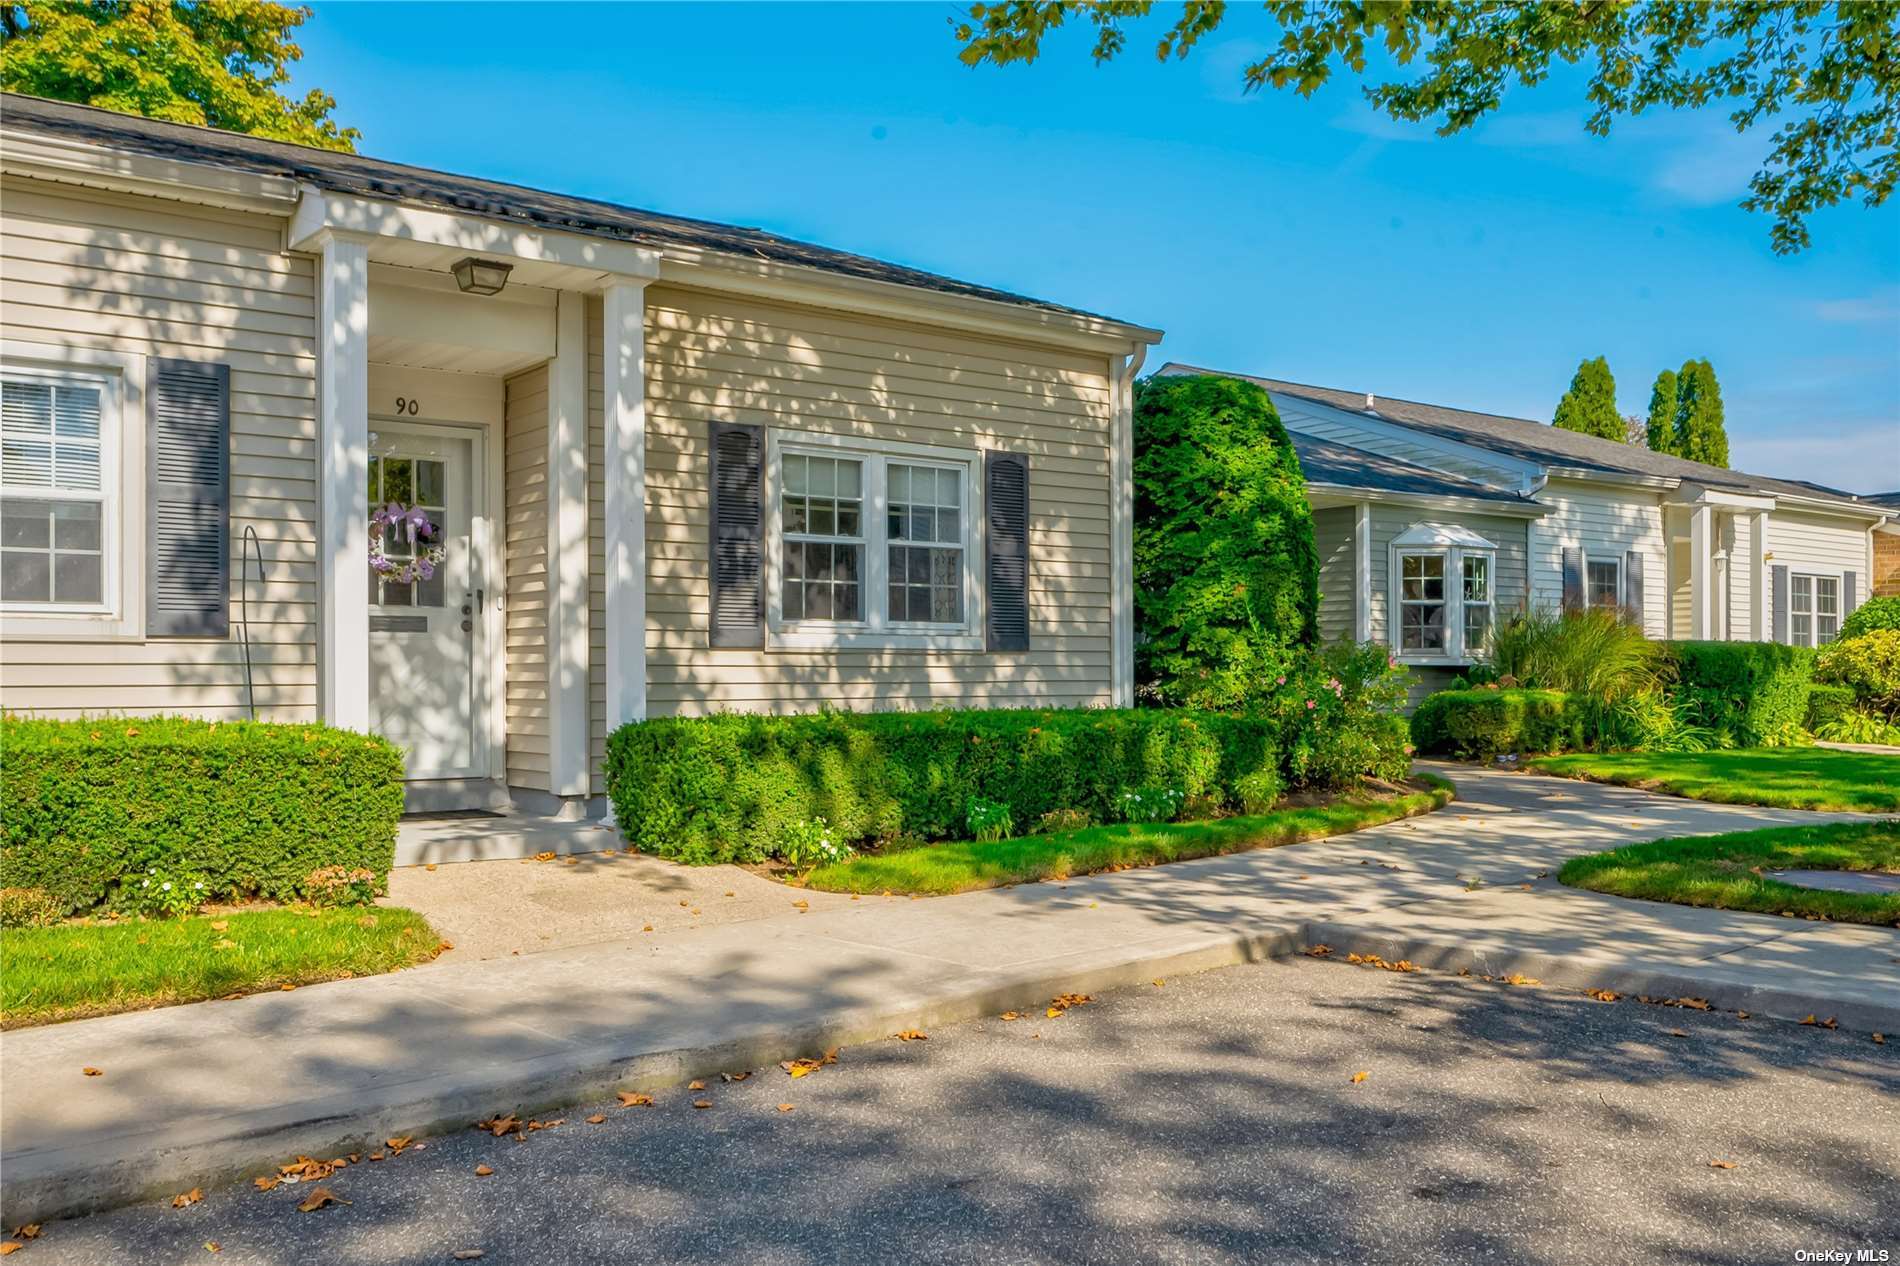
[1645,370,1679,455]
[1133,374,1317,710]
[954,1,1900,253]
[1553,355,1623,442]
[1671,359,1730,468]
[1,1,356,152]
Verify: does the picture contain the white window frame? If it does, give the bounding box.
[0,344,144,641]
[1461,549,1494,654]
[1583,554,1623,610]
[763,429,985,651]
[1788,570,1842,648]
[1387,523,1497,666]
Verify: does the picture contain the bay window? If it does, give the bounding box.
[1389,523,1498,663]
[768,433,983,648]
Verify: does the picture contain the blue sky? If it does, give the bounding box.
[291,2,1899,493]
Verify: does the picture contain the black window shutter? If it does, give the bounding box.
[1623,549,1644,624]
[708,421,764,648]
[1560,547,1584,612]
[147,358,229,637]
[984,450,1030,652]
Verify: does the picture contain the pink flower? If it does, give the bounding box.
[1305,699,1316,710]
[1403,744,1416,755]
[1276,676,1286,685]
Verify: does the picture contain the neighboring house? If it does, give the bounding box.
[0,94,1160,818]
[1161,364,1892,700]
[1866,492,1900,598]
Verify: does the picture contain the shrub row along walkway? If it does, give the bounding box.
[4,765,1894,1226]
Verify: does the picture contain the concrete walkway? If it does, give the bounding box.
[4,765,1894,1225]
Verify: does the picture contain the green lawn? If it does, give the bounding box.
[1558,819,1900,925]
[799,776,1455,896]
[1,905,443,1029]
[1526,748,1900,813]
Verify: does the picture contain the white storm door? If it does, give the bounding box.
[367,426,482,779]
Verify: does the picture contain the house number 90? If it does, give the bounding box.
[394,396,421,416]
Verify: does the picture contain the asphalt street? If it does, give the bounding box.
[16,954,1898,1266]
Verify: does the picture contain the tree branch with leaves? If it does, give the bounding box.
[954,1,1900,253]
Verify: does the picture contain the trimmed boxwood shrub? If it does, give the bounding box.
[1806,682,1858,731]
[1840,595,1900,642]
[1409,688,1586,760]
[605,708,1280,865]
[1663,641,1814,747]
[0,716,404,917]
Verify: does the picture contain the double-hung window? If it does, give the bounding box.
[1462,552,1493,652]
[769,434,982,647]
[1585,557,1621,610]
[1397,551,1447,654]
[1789,573,1840,647]
[1,371,110,610]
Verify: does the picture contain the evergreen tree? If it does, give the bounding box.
[1673,360,1731,468]
[1646,370,1678,454]
[1552,356,1623,441]
[1672,359,1732,467]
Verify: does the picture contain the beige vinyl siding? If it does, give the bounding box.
[1766,509,1873,609]
[614,284,1114,760]
[1530,479,1667,638]
[502,364,550,789]
[0,178,317,718]
[1312,506,1356,644]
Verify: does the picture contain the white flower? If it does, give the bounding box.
[141,879,151,888]
[194,882,205,890]
[161,882,172,891]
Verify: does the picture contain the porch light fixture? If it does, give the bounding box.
[451,256,513,296]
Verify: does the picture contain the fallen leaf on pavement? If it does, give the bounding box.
[12,1227,40,1241]
[1676,997,1711,1010]
[385,1137,412,1155]
[1801,1014,1817,1025]
[534,852,555,862]
[473,1165,493,1177]
[894,1029,928,1041]
[1304,945,1333,957]
[1152,979,1165,987]
[475,1115,518,1138]
[688,1080,706,1090]
[1,1245,21,1256]
[172,1189,203,1209]
[279,1157,334,1182]
[617,1092,653,1107]
[204,1242,221,1253]
[1501,973,1540,987]
[999,1011,1020,1021]
[1709,1160,1737,1169]
[692,1099,713,1110]
[1875,1033,1886,1045]
[1668,1028,1689,1038]
[1585,989,1619,1002]
[1350,1071,1369,1084]
[252,1176,280,1192]
[585,1114,606,1124]
[81,1067,101,1077]
[296,1187,348,1213]
[721,1072,750,1082]
[642,925,653,932]
[777,1103,795,1112]
[783,1059,822,1078]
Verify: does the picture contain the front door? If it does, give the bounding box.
[367,424,483,780]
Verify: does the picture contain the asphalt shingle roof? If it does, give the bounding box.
[1161,363,1885,513]
[1,93,1145,327]
[1289,432,1533,505]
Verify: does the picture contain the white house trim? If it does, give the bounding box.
[601,278,650,731]
[311,229,372,733]
[546,291,591,804]
[1353,501,1372,643]
[1109,345,1146,706]
[1689,502,1713,641]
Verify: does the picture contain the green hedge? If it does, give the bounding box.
[0,717,404,917]
[1806,682,1858,731]
[1663,641,1814,747]
[605,708,1281,865]
[1409,688,1586,760]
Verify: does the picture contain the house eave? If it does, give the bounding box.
[1304,482,1549,518]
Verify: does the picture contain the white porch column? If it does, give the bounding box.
[1108,346,1145,707]
[601,279,650,729]
[1749,509,1769,641]
[546,291,591,802]
[1689,502,1713,641]
[313,231,371,731]
[1353,501,1372,642]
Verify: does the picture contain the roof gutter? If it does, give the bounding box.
[1304,483,1550,518]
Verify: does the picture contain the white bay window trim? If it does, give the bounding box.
[763,429,985,650]
[1387,522,1497,666]
[0,344,144,640]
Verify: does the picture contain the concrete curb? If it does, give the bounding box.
[0,925,1308,1227]
[1303,920,1900,1034]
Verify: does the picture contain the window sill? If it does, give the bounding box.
[1392,653,1478,669]
[767,624,985,653]
[1,610,142,641]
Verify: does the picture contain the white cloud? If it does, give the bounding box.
[1810,288,1900,323]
